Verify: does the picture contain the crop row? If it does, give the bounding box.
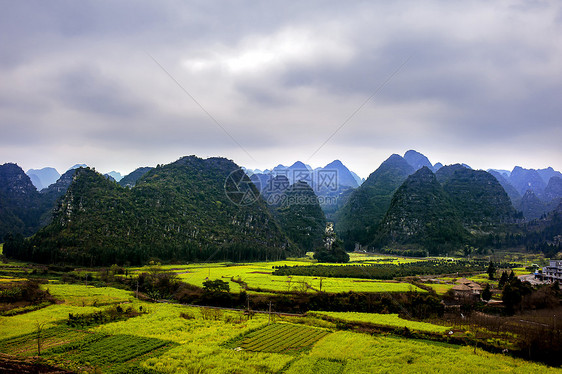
[70,334,169,365]
[273,259,518,280]
[241,325,304,350]
[243,323,290,341]
[241,325,303,350]
[240,324,330,353]
[267,330,329,353]
[0,326,89,356]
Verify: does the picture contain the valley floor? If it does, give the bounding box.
[0,281,560,373]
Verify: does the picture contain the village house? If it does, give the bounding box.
[451,278,483,300]
[542,260,562,283]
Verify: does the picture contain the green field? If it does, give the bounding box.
[1,283,560,373]
[424,283,455,294]
[310,311,449,333]
[285,331,558,374]
[45,282,136,306]
[0,252,559,373]
[131,260,425,294]
[234,323,330,353]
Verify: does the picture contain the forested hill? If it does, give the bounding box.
[374,167,468,254]
[5,156,293,265]
[370,165,521,253]
[0,163,46,239]
[436,165,517,227]
[335,154,414,248]
[271,181,326,253]
[119,166,153,188]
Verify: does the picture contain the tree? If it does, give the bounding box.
[498,271,509,288]
[502,282,520,314]
[486,261,496,280]
[314,239,349,263]
[202,279,230,293]
[502,278,533,315]
[508,270,515,281]
[482,283,492,302]
[35,321,47,356]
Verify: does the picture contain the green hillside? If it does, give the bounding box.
[437,165,516,227]
[373,167,468,254]
[5,157,293,265]
[273,181,326,253]
[0,163,47,240]
[335,154,414,248]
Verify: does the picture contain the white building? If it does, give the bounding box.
[542,260,562,282]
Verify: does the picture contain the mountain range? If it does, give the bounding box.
[26,167,60,191]
[1,150,561,263]
[247,159,363,221]
[334,151,560,252]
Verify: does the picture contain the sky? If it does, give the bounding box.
[1,1,561,179]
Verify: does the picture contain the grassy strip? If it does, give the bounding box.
[309,311,449,334]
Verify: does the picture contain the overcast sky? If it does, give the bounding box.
[1,1,561,178]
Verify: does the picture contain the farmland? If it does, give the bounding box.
[0,253,560,373]
[230,323,331,353]
[129,256,428,294]
[309,311,450,333]
[1,283,559,373]
[286,331,557,374]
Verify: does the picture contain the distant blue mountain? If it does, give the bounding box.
[537,167,562,186]
[246,160,362,220]
[489,169,511,179]
[350,170,364,186]
[69,164,87,171]
[509,166,547,198]
[488,170,521,207]
[106,171,123,182]
[322,160,360,189]
[404,150,433,171]
[26,167,60,190]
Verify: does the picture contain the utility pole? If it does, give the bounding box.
[268,301,272,325]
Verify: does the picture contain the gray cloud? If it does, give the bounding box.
[0,1,561,177]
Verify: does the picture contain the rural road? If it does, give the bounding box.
[518,274,548,285]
